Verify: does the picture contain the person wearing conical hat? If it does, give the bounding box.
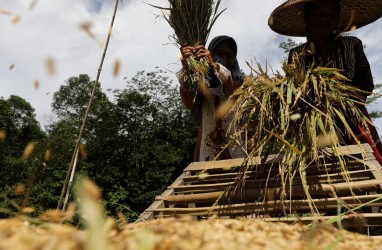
[269,0,382,164]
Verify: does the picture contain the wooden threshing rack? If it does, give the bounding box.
[139,144,382,232]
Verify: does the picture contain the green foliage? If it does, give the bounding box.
[1,70,197,220]
[0,96,47,217]
[101,69,197,214]
[279,38,303,55]
[366,84,382,119]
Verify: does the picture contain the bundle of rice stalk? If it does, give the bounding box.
[224,60,371,214]
[149,0,226,97]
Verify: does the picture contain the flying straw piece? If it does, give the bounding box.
[34,80,40,89]
[0,131,6,140]
[0,9,12,15]
[45,57,56,75]
[29,0,38,9]
[79,143,87,160]
[80,22,97,40]
[44,150,52,163]
[14,184,26,195]
[11,15,20,23]
[113,58,120,77]
[23,142,35,159]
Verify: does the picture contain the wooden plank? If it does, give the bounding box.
[174,170,375,194]
[319,144,368,157]
[161,179,382,205]
[183,163,371,188]
[305,161,366,175]
[149,204,382,218]
[355,143,382,189]
[138,172,190,221]
[184,144,372,177]
[184,158,368,176]
[262,213,382,226]
[185,144,370,173]
[149,203,382,223]
[149,194,382,215]
[139,144,382,222]
[185,154,284,172]
[262,213,382,221]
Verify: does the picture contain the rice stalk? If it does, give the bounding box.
[224,59,371,215]
[149,0,226,97]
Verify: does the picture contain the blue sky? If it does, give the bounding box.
[1,0,381,136]
[86,0,103,12]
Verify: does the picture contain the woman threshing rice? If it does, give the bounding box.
[178,35,245,162]
[268,0,382,164]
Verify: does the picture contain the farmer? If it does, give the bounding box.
[268,0,382,164]
[178,35,245,162]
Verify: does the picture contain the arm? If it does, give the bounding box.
[179,83,201,110]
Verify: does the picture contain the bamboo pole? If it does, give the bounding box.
[57,0,120,211]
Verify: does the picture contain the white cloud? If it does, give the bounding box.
[1,0,381,139]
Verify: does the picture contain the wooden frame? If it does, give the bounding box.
[138,144,382,230]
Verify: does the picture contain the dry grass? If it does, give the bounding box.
[221,60,372,214]
[149,0,226,99]
[149,0,225,47]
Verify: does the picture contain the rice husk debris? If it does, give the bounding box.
[1,216,382,250]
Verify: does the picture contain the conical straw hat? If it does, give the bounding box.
[268,0,382,37]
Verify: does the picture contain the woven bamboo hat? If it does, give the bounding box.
[268,0,382,37]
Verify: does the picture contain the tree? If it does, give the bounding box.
[366,84,382,119]
[0,95,46,216]
[278,38,302,54]
[1,71,198,219]
[102,69,197,215]
[47,71,197,218]
[49,74,117,210]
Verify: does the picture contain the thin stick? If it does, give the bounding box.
[57,0,120,211]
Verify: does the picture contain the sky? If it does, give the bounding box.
[1,0,381,137]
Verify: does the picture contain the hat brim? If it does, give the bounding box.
[268,0,382,37]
